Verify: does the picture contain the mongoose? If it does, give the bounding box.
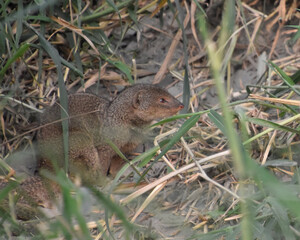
[0,176,60,221]
[0,84,183,220]
[37,84,184,183]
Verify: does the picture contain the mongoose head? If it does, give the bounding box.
[108,84,184,127]
[122,84,184,125]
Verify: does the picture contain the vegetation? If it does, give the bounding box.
[0,0,300,239]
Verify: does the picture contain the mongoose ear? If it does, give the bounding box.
[132,90,143,109]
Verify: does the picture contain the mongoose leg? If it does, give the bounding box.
[109,155,126,176]
[70,144,108,185]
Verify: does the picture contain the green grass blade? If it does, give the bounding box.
[152,98,297,127]
[105,0,123,37]
[60,56,84,78]
[0,43,30,82]
[151,111,205,127]
[286,24,300,45]
[182,67,191,113]
[0,181,18,202]
[291,69,300,84]
[263,159,297,167]
[245,155,300,218]
[89,187,134,232]
[267,196,296,239]
[16,0,23,46]
[246,117,300,135]
[106,59,133,84]
[217,0,235,60]
[269,60,300,96]
[198,0,253,239]
[207,110,227,136]
[127,2,139,27]
[80,0,134,22]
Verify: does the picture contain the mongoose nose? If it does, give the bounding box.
[179,104,184,109]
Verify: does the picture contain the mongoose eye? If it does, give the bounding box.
[159,98,168,103]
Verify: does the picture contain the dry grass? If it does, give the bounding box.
[1,0,300,239]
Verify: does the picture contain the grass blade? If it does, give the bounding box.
[0,43,30,81]
[246,117,300,135]
[269,61,300,96]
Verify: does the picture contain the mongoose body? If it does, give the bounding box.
[37,84,184,183]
